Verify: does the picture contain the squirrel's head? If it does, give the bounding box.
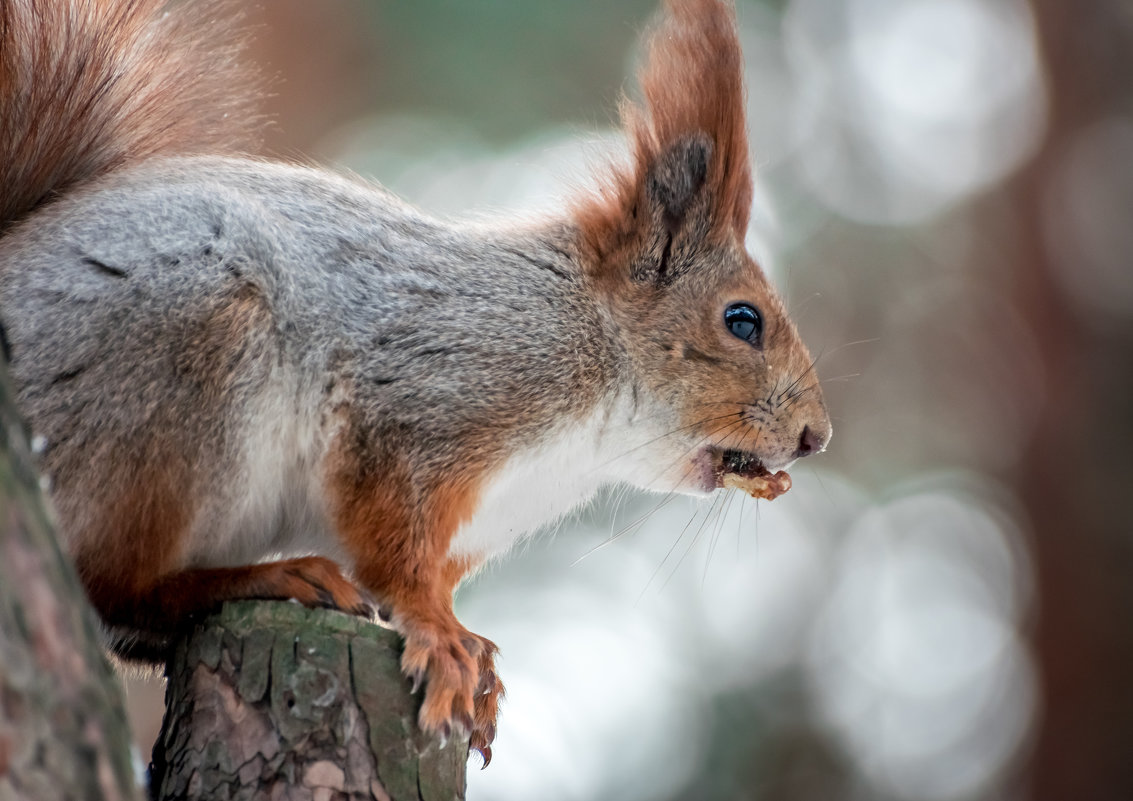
[575,0,830,496]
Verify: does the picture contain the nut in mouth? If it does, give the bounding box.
[715,449,792,501]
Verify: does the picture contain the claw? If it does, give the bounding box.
[409,669,425,695]
[479,744,493,769]
[314,586,336,608]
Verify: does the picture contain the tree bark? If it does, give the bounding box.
[1011,2,1133,798]
[150,601,468,801]
[0,356,141,800]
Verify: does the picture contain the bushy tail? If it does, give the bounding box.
[0,0,262,231]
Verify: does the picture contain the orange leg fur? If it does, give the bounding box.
[80,556,374,650]
[382,571,503,762]
[327,454,503,755]
[439,556,504,764]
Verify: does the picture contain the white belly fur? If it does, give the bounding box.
[448,394,654,560]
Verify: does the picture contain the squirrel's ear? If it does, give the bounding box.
[647,134,712,228]
[575,0,752,275]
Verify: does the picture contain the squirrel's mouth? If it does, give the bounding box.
[713,448,792,500]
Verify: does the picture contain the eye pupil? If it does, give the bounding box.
[730,319,756,339]
[724,303,763,346]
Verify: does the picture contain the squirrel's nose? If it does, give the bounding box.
[794,423,830,458]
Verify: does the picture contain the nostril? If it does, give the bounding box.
[794,425,826,458]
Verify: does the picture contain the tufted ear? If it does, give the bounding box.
[576,0,753,279]
[647,134,712,230]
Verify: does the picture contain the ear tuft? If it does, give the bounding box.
[574,0,753,265]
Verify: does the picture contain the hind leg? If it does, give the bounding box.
[81,554,374,659]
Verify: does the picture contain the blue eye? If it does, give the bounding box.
[724,303,763,346]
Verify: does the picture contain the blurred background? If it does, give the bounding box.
[124,1,1133,798]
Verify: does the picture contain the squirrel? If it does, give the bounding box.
[0,0,830,762]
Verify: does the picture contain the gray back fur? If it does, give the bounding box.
[0,156,621,557]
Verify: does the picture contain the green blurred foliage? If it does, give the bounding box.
[359,0,660,142]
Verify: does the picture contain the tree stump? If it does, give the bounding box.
[150,601,468,801]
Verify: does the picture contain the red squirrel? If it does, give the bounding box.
[0,0,830,761]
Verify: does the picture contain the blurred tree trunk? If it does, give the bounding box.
[1013,2,1133,798]
[0,355,141,800]
[150,601,468,801]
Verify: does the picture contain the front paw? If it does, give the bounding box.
[401,625,503,763]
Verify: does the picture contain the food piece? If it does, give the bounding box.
[721,470,792,500]
[717,450,792,500]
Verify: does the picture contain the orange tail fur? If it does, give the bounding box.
[0,0,262,231]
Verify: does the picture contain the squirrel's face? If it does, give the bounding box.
[602,235,831,496]
[575,0,834,497]
[581,128,830,496]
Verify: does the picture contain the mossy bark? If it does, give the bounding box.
[151,601,468,801]
[0,357,141,801]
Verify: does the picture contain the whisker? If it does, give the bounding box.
[753,497,761,559]
[569,491,681,566]
[663,493,725,591]
[730,422,763,457]
[573,417,747,565]
[765,376,782,406]
[736,487,746,560]
[643,416,767,596]
[588,409,742,475]
[781,383,818,411]
[622,414,757,590]
[778,348,824,401]
[703,486,737,586]
[789,291,823,318]
[809,465,834,506]
[821,337,880,357]
[690,400,754,408]
[636,417,748,492]
[635,503,703,605]
[775,336,876,405]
